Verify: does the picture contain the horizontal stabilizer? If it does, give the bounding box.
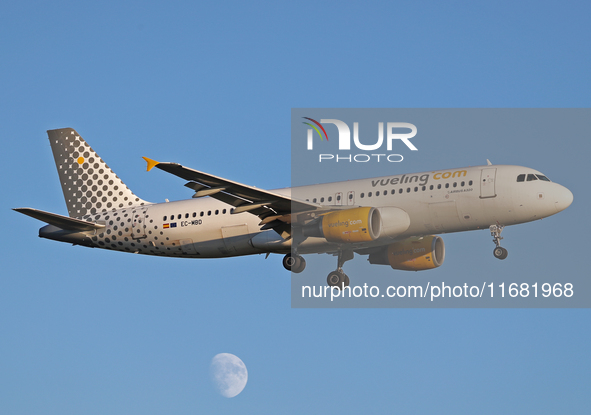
[13,208,106,232]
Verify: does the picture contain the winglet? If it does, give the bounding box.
[143,157,160,172]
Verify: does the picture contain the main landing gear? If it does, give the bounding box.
[326,250,353,289]
[282,253,306,273]
[283,250,353,289]
[490,224,508,260]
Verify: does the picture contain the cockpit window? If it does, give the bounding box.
[517,174,525,182]
[527,174,538,181]
[536,174,551,182]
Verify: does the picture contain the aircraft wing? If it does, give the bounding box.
[143,158,322,231]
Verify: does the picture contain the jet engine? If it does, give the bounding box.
[368,235,445,271]
[303,206,410,243]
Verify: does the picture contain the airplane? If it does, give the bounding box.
[15,128,573,288]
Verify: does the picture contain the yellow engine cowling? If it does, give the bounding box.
[302,207,381,243]
[321,207,380,243]
[303,206,411,243]
[368,236,445,271]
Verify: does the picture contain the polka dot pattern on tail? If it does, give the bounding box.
[47,128,148,218]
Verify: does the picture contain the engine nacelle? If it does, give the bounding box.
[368,235,445,271]
[303,206,410,243]
[304,207,380,243]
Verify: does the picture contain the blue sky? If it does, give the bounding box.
[1,1,590,413]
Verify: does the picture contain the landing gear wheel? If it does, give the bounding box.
[490,225,508,260]
[282,254,295,271]
[292,256,306,273]
[493,246,508,260]
[327,271,349,289]
[327,271,343,287]
[282,254,306,273]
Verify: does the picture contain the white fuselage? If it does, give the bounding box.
[39,164,573,258]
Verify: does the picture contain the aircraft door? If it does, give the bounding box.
[335,192,343,206]
[480,168,497,198]
[131,207,148,239]
[347,191,355,205]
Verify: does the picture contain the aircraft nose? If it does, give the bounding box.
[554,185,573,212]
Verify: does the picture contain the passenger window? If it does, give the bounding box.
[430,185,434,190]
[207,211,211,216]
[223,209,226,214]
[517,174,525,182]
[391,189,395,195]
[320,197,324,202]
[163,216,167,221]
[328,196,332,202]
[376,191,380,196]
[445,183,449,188]
[406,188,411,193]
[178,214,182,219]
[313,198,317,203]
[461,181,465,187]
[360,193,365,198]
[368,192,372,197]
[536,174,551,182]
[469,180,473,186]
[200,211,204,217]
[453,182,457,188]
[422,186,426,191]
[399,188,403,194]
[527,174,538,181]
[185,213,189,218]
[215,210,219,215]
[437,184,441,190]
[192,212,196,217]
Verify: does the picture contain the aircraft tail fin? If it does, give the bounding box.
[47,128,149,218]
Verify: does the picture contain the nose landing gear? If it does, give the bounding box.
[490,224,508,260]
